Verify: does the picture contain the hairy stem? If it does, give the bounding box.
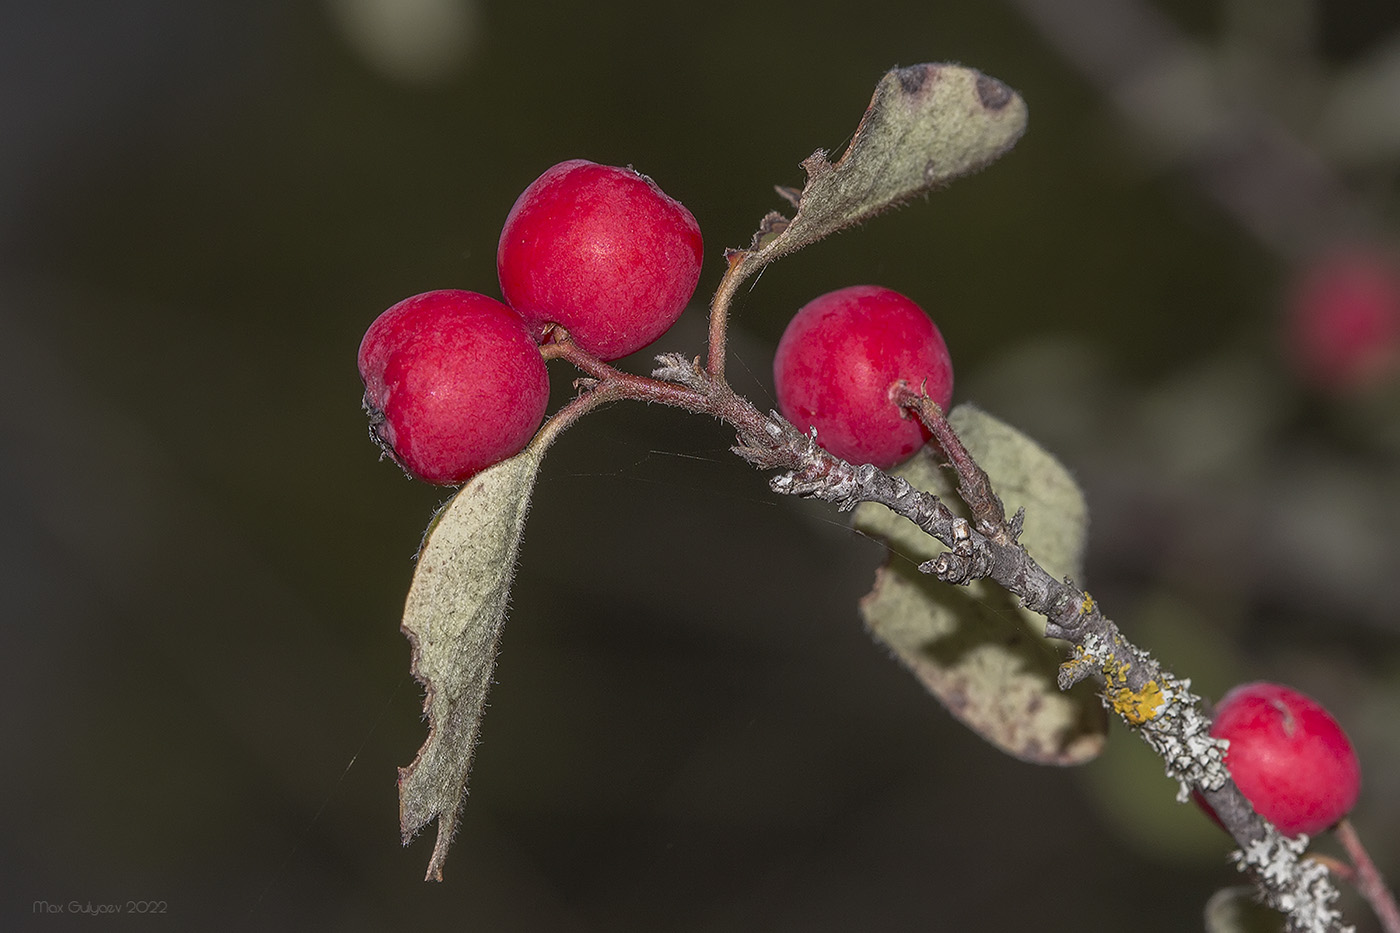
[705,253,745,380]
[893,382,1012,544]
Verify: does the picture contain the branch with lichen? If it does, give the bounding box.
[647,354,1352,933]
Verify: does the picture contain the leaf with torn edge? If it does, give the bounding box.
[397,436,546,881]
[853,405,1106,765]
[743,63,1028,267]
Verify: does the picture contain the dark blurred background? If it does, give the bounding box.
[4,0,1399,930]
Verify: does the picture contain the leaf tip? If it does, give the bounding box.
[973,72,1016,111]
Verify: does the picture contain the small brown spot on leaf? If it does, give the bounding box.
[975,73,1013,110]
[896,64,931,94]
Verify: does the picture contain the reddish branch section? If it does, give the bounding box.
[1337,820,1400,933]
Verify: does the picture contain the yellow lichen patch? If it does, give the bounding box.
[1100,649,1129,689]
[1057,644,1095,685]
[1096,642,1167,726]
[1080,592,1096,615]
[1108,680,1166,725]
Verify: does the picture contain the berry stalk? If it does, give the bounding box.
[1337,819,1400,933]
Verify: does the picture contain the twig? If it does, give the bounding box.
[892,382,1015,545]
[1337,818,1400,933]
[633,357,1354,933]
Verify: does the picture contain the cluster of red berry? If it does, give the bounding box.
[357,159,703,485]
[363,171,1375,919]
[357,160,957,484]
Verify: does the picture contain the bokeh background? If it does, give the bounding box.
[4,0,1399,929]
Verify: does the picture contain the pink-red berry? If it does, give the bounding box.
[773,285,953,468]
[358,289,550,485]
[1286,245,1400,393]
[1201,682,1361,837]
[497,159,704,361]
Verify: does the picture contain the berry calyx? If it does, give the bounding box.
[358,289,550,485]
[1201,682,1361,837]
[773,284,953,468]
[497,159,704,361]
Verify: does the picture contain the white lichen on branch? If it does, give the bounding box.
[1234,831,1353,933]
[689,377,1354,933]
[1061,631,1230,802]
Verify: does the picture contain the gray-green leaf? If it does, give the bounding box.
[747,63,1027,266]
[853,405,1106,765]
[1205,886,1286,933]
[397,438,546,881]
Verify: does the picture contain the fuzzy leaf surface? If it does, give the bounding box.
[397,439,545,880]
[853,405,1106,765]
[744,63,1027,266]
[1204,886,1286,933]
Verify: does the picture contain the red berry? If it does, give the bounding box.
[497,159,704,361]
[1202,682,1361,837]
[358,289,550,485]
[1286,245,1400,393]
[773,285,953,468]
